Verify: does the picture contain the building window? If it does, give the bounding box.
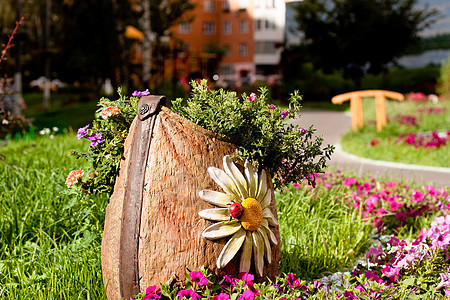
[202,22,216,35]
[239,0,248,10]
[178,22,191,34]
[239,20,249,33]
[224,44,231,56]
[221,65,234,75]
[255,41,277,54]
[222,0,230,11]
[204,0,215,12]
[223,21,232,34]
[239,43,248,56]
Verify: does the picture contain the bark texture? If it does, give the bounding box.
[101,106,281,300]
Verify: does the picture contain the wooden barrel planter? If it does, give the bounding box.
[101,96,281,300]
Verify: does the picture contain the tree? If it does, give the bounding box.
[293,0,439,87]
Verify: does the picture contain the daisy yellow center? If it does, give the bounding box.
[240,198,263,231]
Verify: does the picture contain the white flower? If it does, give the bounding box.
[198,155,278,277]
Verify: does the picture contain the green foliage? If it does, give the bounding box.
[69,88,139,194]
[340,98,450,167]
[171,80,334,188]
[294,0,439,85]
[437,56,450,98]
[277,183,372,279]
[0,134,107,298]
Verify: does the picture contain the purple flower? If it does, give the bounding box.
[281,110,289,119]
[178,288,200,300]
[190,271,209,286]
[87,132,103,147]
[132,89,151,97]
[211,293,230,300]
[77,124,90,139]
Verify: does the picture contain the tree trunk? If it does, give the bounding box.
[101,97,281,300]
[141,0,152,87]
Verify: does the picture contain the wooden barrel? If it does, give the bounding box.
[101,96,281,300]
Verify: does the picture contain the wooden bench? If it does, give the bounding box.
[332,90,405,131]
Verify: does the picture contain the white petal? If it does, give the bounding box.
[199,190,234,207]
[244,160,259,198]
[257,169,268,201]
[202,221,241,240]
[239,231,253,273]
[252,231,265,277]
[198,208,230,221]
[263,208,279,226]
[223,156,248,199]
[258,228,272,264]
[217,228,246,268]
[262,224,278,245]
[208,167,242,201]
[260,189,272,210]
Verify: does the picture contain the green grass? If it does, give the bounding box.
[22,92,99,131]
[341,98,450,167]
[277,184,372,279]
[0,132,375,298]
[0,134,108,298]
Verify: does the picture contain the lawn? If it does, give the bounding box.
[340,97,450,167]
[1,132,449,299]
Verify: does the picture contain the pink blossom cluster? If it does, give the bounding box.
[417,106,447,115]
[351,216,450,297]
[395,114,417,126]
[407,92,427,102]
[312,171,449,234]
[395,131,450,149]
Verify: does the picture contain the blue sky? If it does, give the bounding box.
[417,0,450,36]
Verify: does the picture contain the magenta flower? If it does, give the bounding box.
[343,290,358,299]
[77,124,90,139]
[238,289,258,300]
[190,271,209,286]
[237,272,254,285]
[269,104,275,109]
[247,93,257,102]
[281,110,289,119]
[382,265,399,282]
[87,132,103,147]
[292,182,301,188]
[178,289,200,300]
[366,246,384,263]
[132,89,151,97]
[437,273,450,295]
[388,200,402,211]
[344,177,357,187]
[364,271,383,284]
[212,293,230,300]
[286,273,302,289]
[143,285,161,299]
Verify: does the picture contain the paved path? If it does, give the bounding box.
[292,109,450,189]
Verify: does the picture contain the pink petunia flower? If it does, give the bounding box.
[281,110,289,119]
[178,289,200,300]
[269,104,275,109]
[247,93,257,102]
[211,293,230,300]
[190,271,209,286]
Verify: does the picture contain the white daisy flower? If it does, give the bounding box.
[198,155,278,277]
